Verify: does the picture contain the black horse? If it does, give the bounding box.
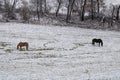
[92,38,103,46]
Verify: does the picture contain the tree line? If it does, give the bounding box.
[0,0,120,28]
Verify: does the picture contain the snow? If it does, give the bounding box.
[0,22,120,80]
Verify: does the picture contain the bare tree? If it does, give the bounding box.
[3,0,18,20]
[56,0,63,17]
[97,0,100,13]
[66,0,76,22]
[11,0,17,12]
[110,5,115,26]
[39,0,43,16]
[44,0,47,13]
[20,0,30,22]
[0,0,3,12]
[30,0,46,20]
[36,0,40,20]
[81,0,87,21]
[91,0,94,20]
[116,5,120,20]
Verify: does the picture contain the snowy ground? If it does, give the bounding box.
[0,23,120,80]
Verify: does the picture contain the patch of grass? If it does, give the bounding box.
[74,43,85,46]
[4,49,12,53]
[19,48,26,51]
[45,54,57,58]
[70,43,85,50]
[23,52,29,54]
[37,62,55,66]
[56,48,68,51]
[33,54,57,59]
[36,48,54,51]
[0,42,10,47]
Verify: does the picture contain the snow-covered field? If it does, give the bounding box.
[0,23,120,80]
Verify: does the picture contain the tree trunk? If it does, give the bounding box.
[81,0,86,21]
[56,0,62,17]
[116,5,120,20]
[66,0,76,22]
[44,0,47,13]
[40,0,43,17]
[11,0,17,11]
[111,6,115,27]
[66,0,71,23]
[36,0,40,20]
[97,0,100,14]
[91,0,94,20]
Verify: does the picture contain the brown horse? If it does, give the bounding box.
[17,42,29,51]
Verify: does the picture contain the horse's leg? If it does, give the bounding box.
[99,42,100,47]
[92,41,94,45]
[26,46,28,51]
[93,42,95,46]
[20,46,22,51]
[101,41,103,46]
